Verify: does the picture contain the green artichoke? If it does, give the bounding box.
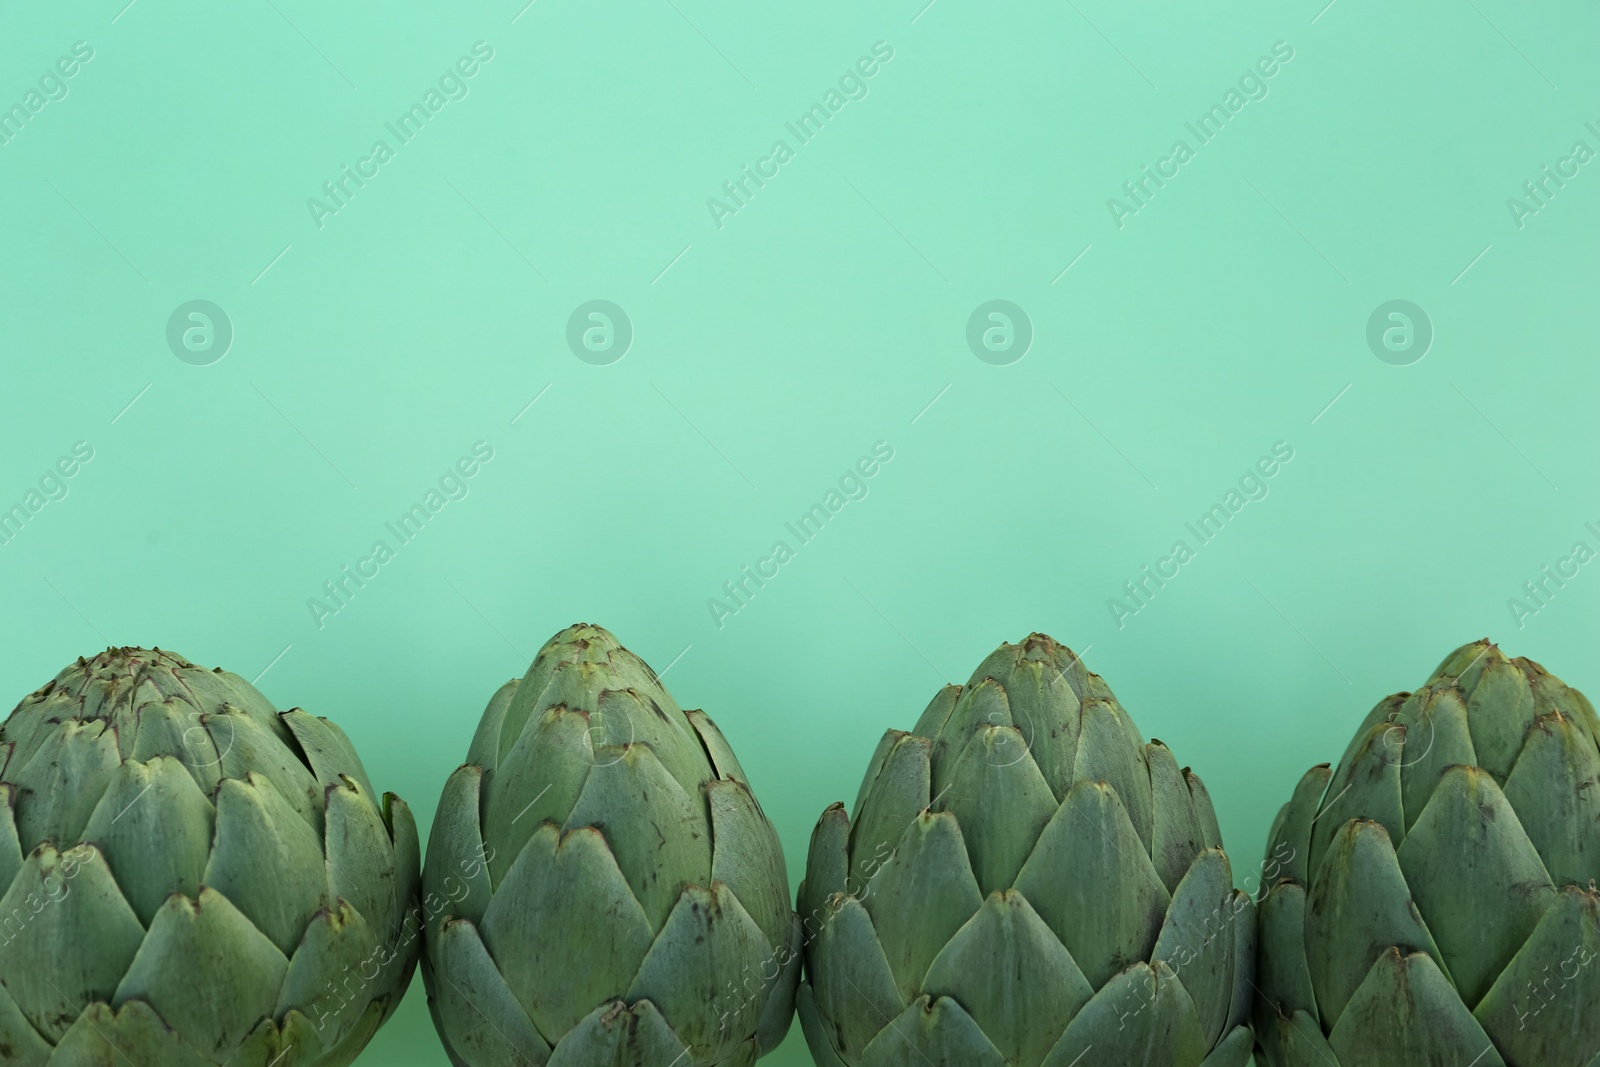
[421,623,800,1066]
[798,633,1256,1067]
[0,647,420,1066]
[1255,640,1600,1066]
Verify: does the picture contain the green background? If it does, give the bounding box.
[2,0,1597,1063]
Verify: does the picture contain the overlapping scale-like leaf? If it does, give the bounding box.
[479,823,655,1042]
[849,731,930,878]
[1474,885,1600,1067]
[1152,849,1238,1047]
[205,772,328,955]
[1461,646,1538,781]
[1308,719,1404,881]
[80,755,213,927]
[1041,961,1207,1067]
[921,891,1093,1067]
[1396,764,1556,1008]
[1071,698,1154,852]
[626,882,772,1060]
[547,999,690,1067]
[709,776,792,952]
[1394,686,1476,831]
[859,809,982,1002]
[1503,710,1600,887]
[11,718,120,852]
[0,843,144,1043]
[806,895,905,1061]
[799,802,849,934]
[1148,741,1205,892]
[114,887,291,1058]
[1305,818,1448,1030]
[51,999,214,1067]
[857,996,1006,1067]
[1327,949,1506,1065]
[481,705,594,887]
[937,725,1055,896]
[1014,778,1168,990]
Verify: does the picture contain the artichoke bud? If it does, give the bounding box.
[1256,639,1600,1067]
[799,633,1255,1067]
[422,623,800,1067]
[0,647,420,1066]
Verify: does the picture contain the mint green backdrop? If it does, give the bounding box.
[2,0,1596,1063]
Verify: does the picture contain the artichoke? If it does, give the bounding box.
[1255,640,1600,1066]
[421,623,800,1066]
[798,633,1256,1067]
[0,647,420,1066]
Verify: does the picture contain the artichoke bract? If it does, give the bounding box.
[421,623,800,1066]
[1256,640,1600,1066]
[0,647,420,1066]
[799,633,1256,1067]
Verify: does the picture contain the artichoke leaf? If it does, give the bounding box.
[545,998,689,1067]
[421,764,492,940]
[0,974,52,1066]
[0,843,144,1043]
[80,755,214,928]
[921,890,1092,1067]
[1039,961,1207,1067]
[281,710,376,806]
[478,824,653,1044]
[1014,778,1168,990]
[709,777,790,952]
[1308,720,1405,882]
[849,734,931,883]
[323,776,398,934]
[1461,647,1537,781]
[1197,1024,1253,1067]
[796,983,852,1067]
[1502,709,1600,888]
[1394,687,1476,832]
[1148,741,1205,892]
[1473,884,1600,1067]
[1254,882,1316,1030]
[685,708,749,785]
[48,999,212,1067]
[803,896,903,1062]
[204,772,328,956]
[113,887,290,1059]
[857,995,1006,1067]
[1070,698,1153,853]
[625,882,772,1062]
[1263,763,1330,888]
[1306,817,1450,1031]
[1327,948,1506,1066]
[1152,848,1238,1047]
[275,898,380,1050]
[860,809,983,1003]
[938,725,1055,895]
[798,803,849,938]
[481,707,593,888]
[563,742,710,933]
[428,917,551,1067]
[1396,764,1556,1007]
[11,719,120,853]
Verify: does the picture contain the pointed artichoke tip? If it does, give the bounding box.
[552,621,621,646]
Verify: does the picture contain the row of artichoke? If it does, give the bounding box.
[0,626,1594,1066]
